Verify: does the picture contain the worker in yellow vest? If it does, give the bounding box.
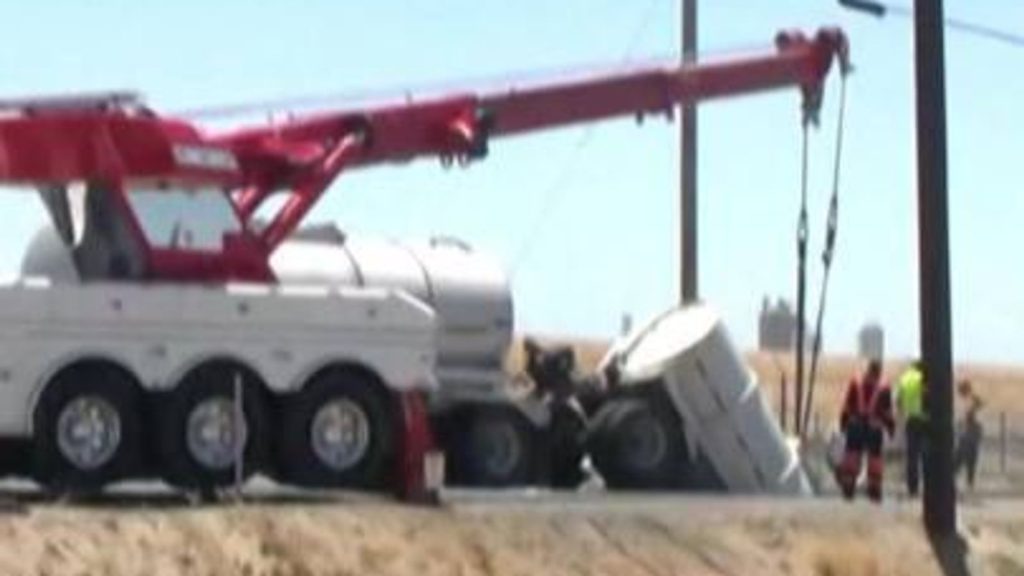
[896,360,927,497]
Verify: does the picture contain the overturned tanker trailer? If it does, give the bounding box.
[585,305,811,495]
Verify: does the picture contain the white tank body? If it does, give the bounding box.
[604,303,811,495]
[271,232,513,371]
[21,227,79,283]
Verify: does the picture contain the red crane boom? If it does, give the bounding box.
[220,28,849,259]
[0,27,850,282]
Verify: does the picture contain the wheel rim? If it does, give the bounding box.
[310,399,371,472]
[475,418,522,479]
[186,397,247,470]
[56,396,122,471]
[623,414,669,471]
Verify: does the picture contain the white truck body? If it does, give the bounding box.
[605,303,811,495]
[271,234,513,372]
[0,278,437,436]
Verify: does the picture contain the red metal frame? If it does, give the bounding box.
[0,28,849,283]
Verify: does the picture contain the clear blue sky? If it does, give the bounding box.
[0,1,1020,363]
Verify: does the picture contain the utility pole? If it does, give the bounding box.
[836,0,957,538]
[914,0,956,537]
[680,0,698,303]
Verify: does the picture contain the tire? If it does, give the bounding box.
[449,405,536,487]
[547,402,586,489]
[32,363,143,495]
[586,396,687,489]
[157,362,270,493]
[278,369,396,490]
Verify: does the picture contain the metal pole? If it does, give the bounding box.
[780,368,788,433]
[234,372,244,501]
[1000,412,1007,475]
[680,0,698,303]
[795,241,807,437]
[914,0,956,537]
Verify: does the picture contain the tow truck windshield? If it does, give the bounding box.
[126,186,244,251]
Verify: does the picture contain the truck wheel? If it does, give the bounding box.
[450,405,535,487]
[586,397,687,489]
[157,363,270,494]
[279,370,395,490]
[33,364,142,495]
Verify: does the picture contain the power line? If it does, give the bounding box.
[942,14,1024,48]
[841,1,1024,48]
[174,54,678,121]
[509,0,664,275]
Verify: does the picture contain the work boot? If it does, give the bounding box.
[840,480,856,501]
[867,485,882,503]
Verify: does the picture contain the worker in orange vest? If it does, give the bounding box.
[837,359,895,502]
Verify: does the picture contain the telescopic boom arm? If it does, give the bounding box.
[216,28,850,253]
[0,27,849,282]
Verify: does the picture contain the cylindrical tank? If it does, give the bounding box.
[605,303,811,495]
[21,225,515,372]
[21,227,80,283]
[270,230,513,371]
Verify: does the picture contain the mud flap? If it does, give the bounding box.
[396,391,441,504]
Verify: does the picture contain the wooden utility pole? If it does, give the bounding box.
[914,0,957,537]
[837,0,958,537]
[680,0,698,303]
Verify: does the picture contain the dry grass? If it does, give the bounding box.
[3,501,1017,576]
[747,351,1024,431]
[504,335,610,375]
[812,547,882,576]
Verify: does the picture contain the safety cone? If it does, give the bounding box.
[397,390,443,505]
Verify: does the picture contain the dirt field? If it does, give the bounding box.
[744,351,1024,426]
[508,337,1024,437]
[1,496,1021,576]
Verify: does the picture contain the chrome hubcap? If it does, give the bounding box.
[310,399,371,472]
[56,396,122,470]
[186,397,246,470]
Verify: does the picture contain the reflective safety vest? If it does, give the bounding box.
[897,367,926,420]
[841,377,893,433]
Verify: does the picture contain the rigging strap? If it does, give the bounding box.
[794,121,811,437]
[800,72,849,439]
